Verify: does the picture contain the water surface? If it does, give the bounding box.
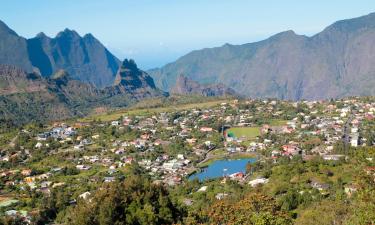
[189,157,256,181]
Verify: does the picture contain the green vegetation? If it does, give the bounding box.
[1,97,375,224]
[269,119,288,126]
[228,127,261,139]
[67,175,182,225]
[0,199,18,207]
[82,97,230,122]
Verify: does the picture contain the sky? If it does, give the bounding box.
[1,0,375,69]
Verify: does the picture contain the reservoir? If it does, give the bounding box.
[189,157,256,181]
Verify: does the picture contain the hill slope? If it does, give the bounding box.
[149,13,375,100]
[0,60,165,125]
[0,65,74,124]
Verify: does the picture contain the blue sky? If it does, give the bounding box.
[1,0,375,69]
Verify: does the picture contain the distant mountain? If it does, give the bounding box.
[149,13,375,100]
[0,20,120,88]
[0,21,33,72]
[171,74,237,97]
[0,59,165,125]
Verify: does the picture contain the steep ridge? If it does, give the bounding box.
[0,20,120,88]
[107,59,165,99]
[0,21,33,72]
[26,29,120,88]
[149,13,375,100]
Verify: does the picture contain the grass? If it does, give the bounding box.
[269,119,288,126]
[0,198,18,207]
[81,99,229,122]
[210,149,227,156]
[31,155,73,169]
[228,127,260,139]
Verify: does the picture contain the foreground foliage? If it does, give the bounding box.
[66,176,182,225]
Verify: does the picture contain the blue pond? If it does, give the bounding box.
[189,157,256,181]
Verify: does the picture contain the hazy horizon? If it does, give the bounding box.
[1,0,375,69]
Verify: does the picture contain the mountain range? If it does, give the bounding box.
[1,12,375,125]
[0,20,120,88]
[0,21,167,125]
[149,12,375,100]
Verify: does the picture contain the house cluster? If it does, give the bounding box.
[37,123,76,141]
[44,110,221,186]
[265,99,374,161]
[1,97,374,218]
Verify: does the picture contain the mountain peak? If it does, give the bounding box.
[0,20,18,36]
[83,33,95,39]
[270,30,298,39]
[321,12,375,34]
[35,32,49,39]
[121,59,139,71]
[0,20,121,88]
[113,59,157,91]
[56,28,81,38]
[149,12,375,100]
[114,59,141,85]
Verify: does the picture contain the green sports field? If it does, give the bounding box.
[228,127,260,139]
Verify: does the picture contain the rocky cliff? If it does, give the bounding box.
[149,13,375,100]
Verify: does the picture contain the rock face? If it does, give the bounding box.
[27,30,120,88]
[149,12,375,100]
[0,20,120,88]
[108,59,165,99]
[0,21,33,72]
[171,74,236,97]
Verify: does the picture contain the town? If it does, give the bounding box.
[1,97,375,223]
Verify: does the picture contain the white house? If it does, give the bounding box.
[79,191,91,200]
[249,178,269,187]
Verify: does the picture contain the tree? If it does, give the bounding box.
[68,175,182,225]
[295,200,349,225]
[246,162,252,174]
[206,193,291,224]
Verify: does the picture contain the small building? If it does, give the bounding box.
[79,191,91,200]
[197,186,208,192]
[215,193,228,200]
[111,121,120,126]
[249,178,269,187]
[200,127,213,132]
